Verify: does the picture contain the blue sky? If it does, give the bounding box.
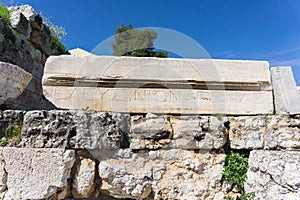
[3,0,300,85]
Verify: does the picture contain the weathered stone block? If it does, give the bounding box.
[43,55,273,115]
[228,116,265,149]
[2,147,75,199]
[20,110,130,149]
[170,116,226,150]
[131,113,172,140]
[72,158,96,198]
[228,115,300,150]
[245,150,300,199]
[98,149,226,200]
[130,115,226,150]
[0,148,6,193]
[271,66,300,115]
[265,116,300,150]
[0,62,32,106]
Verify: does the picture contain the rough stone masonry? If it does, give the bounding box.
[0,110,300,199]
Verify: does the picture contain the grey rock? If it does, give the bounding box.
[130,115,226,150]
[9,11,31,38]
[98,149,226,200]
[30,26,53,56]
[170,116,226,150]
[228,116,265,149]
[228,115,300,150]
[0,62,32,106]
[271,67,300,115]
[8,5,43,30]
[0,148,6,192]
[245,150,300,199]
[20,110,130,149]
[2,147,75,199]
[1,5,67,110]
[72,158,96,198]
[131,114,173,140]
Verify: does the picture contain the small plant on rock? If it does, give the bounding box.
[222,151,254,200]
[0,120,22,146]
[43,17,67,53]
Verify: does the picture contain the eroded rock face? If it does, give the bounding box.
[20,110,131,149]
[72,158,96,198]
[228,116,300,150]
[170,116,226,150]
[0,148,6,193]
[98,149,226,200]
[130,114,227,150]
[0,62,32,105]
[2,147,75,199]
[245,150,300,199]
[0,5,68,110]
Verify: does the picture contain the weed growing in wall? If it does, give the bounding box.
[222,151,254,200]
[0,120,22,146]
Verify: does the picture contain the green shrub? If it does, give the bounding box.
[51,34,67,53]
[222,151,254,200]
[0,3,10,24]
[222,151,249,191]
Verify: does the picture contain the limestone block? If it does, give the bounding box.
[0,148,6,193]
[43,55,273,115]
[44,86,273,115]
[98,149,225,200]
[228,115,300,150]
[228,116,266,149]
[2,147,75,199]
[129,115,226,150]
[245,150,300,199]
[170,116,226,150]
[264,116,300,150]
[20,110,130,149]
[131,114,172,140]
[72,158,96,198]
[0,62,32,105]
[271,66,300,115]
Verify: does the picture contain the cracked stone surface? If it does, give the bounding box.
[2,147,75,199]
[130,115,227,150]
[98,149,226,200]
[245,150,300,200]
[20,110,130,149]
[0,148,6,193]
[72,158,96,198]
[228,116,300,150]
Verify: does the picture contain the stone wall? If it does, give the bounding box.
[0,5,68,110]
[0,110,299,199]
